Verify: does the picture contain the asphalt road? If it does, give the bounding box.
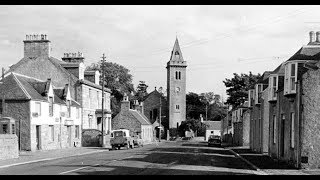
[0,141,263,175]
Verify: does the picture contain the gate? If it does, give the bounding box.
[81,129,102,147]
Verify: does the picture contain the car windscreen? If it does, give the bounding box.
[114,131,123,137]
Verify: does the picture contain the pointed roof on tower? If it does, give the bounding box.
[169,37,184,61]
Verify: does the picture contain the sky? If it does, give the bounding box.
[1,5,320,101]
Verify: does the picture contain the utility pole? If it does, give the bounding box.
[159,87,162,142]
[101,53,106,147]
[205,104,208,121]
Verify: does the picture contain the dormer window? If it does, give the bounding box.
[255,84,263,105]
[268,75,278,102]
[175,51,180,59]
[284,62,298,95]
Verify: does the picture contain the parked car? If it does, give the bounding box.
[132,134,144,148]
[208,135,222,147]
[110,129,135,150]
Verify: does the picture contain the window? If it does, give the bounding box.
[248,89,255,107]
[273,115,276,144]
[89,88,92,108]
[49,96,53,116]
[290,112,295,148]
[175,71,178,80]
[35,102,41,116]
[2,124,7,134]
[76,108,79,119]
[255,84,263,104]
[0,100,3,115]
[176,105,180,110]
[67,100,71,118]
[284,62,298,95]
[75,125,79,138]
[179,71,181,80]
[268,75,278,101]
[49,125,54,141]
[211,131,214,134]
[11,124,15,134]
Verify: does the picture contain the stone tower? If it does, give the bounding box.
[166,38,187,130]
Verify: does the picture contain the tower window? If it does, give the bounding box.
[179,71,181,80]
[176,105,180,110]
[175,71,178,80]
[175,51,179,55]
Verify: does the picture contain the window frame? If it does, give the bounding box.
[284,62,298,95]
[49,125,54,142]
[35,102,41,116]
[255,84,263,104]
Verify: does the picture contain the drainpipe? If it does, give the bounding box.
[296,77,302,169]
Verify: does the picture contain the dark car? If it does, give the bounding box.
[208,135,222,147]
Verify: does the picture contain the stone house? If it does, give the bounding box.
[221,107,233,144]
[0,72,81,151]
[248,71,270,153]
[142,88,168,138]
[203,120,221,141]
[232,102,250,146]
[4,34,112,136]
[112,94,153,144]
[268,31,320,169]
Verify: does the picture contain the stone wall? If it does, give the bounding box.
[242,110,250,146]
[143,91,168,127]
[2,100,31,151]
[262,90,270,153]
[301,67,320,169]
[0,134,19,160]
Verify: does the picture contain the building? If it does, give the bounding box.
[249,71,271,153]
[203,121,221,141]
[112,94,153,144]
[232,102,250,146]
[142,87,168,138]
[0,72,81,151]
[166,38,187,133]
[5,34,112,137]
[221,106,233,144]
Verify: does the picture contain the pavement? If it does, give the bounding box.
[225,145,314,175]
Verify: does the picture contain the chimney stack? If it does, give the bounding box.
[139,102,144,115]
[24,34,51,58]
[316,31,320,43]
[133,100,140,111]
[309,31,315,44]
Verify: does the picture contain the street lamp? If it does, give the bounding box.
[158,87,162,142]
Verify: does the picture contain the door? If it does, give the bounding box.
[280,116,285,157]
[67,126,71,147]
[36,125,41,150]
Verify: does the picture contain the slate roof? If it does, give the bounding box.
[256,71,272,84]
[170,38,184,61]
[78,79,111,93]
[129,109,151,125]
[0,72,80,107]
[288,45,320,62]
[202,121,221,130]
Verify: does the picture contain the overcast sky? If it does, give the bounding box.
[1,5,320,101]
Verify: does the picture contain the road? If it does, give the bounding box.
[0,141,264,175]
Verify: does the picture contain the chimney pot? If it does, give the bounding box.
[310,31,315,44]
[316,31,320,42]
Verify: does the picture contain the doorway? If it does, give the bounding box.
[280,115,285,157]
[36,125,41,150]
[67,125,71,147]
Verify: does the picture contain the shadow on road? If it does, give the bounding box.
[73,165,256,175]
[231,148,297,170]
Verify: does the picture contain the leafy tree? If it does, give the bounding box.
[186,92,205,119]
[178,118,208,137]
[223,71,260,108]
[134,81,148,101]
[86,62,135,117]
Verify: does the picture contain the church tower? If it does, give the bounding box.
[166,38,187,131]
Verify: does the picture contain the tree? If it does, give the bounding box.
[135,81,148,101]
[223,71,261,108]
[178,118,208,137]
[186,92,205,119]
[86,62,135,117]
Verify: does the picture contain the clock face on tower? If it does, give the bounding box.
[175,87,180,93]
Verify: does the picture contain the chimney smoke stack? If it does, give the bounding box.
[310,31,315,44]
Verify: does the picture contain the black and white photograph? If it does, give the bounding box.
[0,5,320,175]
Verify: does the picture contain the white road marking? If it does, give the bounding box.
[59,163,100,175]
